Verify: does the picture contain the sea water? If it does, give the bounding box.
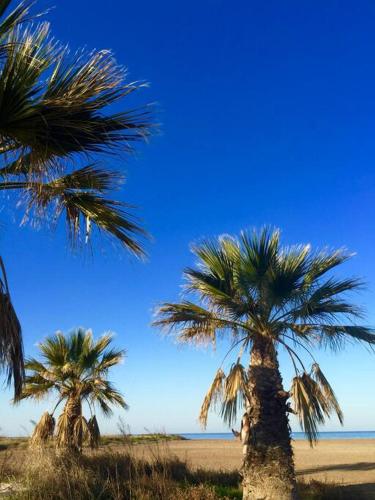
[181,431,375,440]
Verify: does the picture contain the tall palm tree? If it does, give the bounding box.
[0,1,153,397]
[19,328,127,452]
[154,228,375,500]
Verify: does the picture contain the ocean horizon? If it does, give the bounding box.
[180,431,375,440]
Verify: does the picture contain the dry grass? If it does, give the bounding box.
[0,439,368,499]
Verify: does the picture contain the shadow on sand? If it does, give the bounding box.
[298,461,375,475]
[340,483,375,499]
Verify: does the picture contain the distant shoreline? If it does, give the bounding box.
[180,431,375,441]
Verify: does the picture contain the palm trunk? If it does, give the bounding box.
[60,395,82,453]
[241,338,298,500]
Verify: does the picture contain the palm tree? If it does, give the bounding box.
[0,1,153,397]
[154,228,375,500]
[19,328,127,453]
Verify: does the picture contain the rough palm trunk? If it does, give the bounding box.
[61,395,82,453]
[242,338,298,500]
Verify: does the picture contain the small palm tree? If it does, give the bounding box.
[19,328,127,453]
[154,228,375,500]
[0,1,153,397]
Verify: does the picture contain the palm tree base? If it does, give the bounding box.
[242,445,298,500]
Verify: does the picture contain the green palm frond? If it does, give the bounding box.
[199,368,225,428]
[240,228,280,284]
[154,301,246,345]
[264,245,311,306]
[39,332,68,367]
[319,325,375,350]
[93,348,125,374]
[20,377,55,400]
[91,379,128,412]
[1,165,147,254]
[0,25,151,159]
[303,250,351,286]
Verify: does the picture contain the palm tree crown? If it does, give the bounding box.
[19,328,127,450]
[154,228,375,443]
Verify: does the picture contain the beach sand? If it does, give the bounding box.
[134,438,375,495]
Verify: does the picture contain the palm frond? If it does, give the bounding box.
[87,415,100,449]
[290,369,343,445]
[220,361,249,426]
[290,374,323,445]
[303,250,352,287]
[0,1,37,44]
[30,411,55,447]
[199,368,225,428]
[240,227,280,283]
[154,301,243,345]
[55,408,69,448]
[73,414,89,449]
[90,380,128,413]
[0,256,24,398]
[310,363,343,424]
[93,348,125,373]
[319,325,375,350]
[39,332,68,367]
[0,24,152,159]
[19,375,55,401]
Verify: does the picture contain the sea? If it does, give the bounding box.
[181,431,375,440]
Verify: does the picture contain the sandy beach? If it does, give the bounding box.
[133,438,375,495]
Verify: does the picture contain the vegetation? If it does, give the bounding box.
[0,0,153,398]
[0,433,186,451]
[154,227,375,499]
[19,329,127,452]
[0,443,365,499]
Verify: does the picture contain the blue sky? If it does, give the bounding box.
[1,0,375,435]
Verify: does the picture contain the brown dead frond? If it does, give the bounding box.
[311,363,343,424]
[55,409,69,449]
[199,369,225,428]
[87,415,101,449]
[220,362,249,426]
[30,411,55,447]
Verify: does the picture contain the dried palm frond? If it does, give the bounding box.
[291,374,322,445]
[87,415,100,449]
[30,411,55,447]
[73,415,89,450]
[311,363,343,424]
[55,409,69,449]
[221,362,249,426]
[56,410,88,451]
[199,369,225,428]
[290,368,343,446]
[0,257,24,398]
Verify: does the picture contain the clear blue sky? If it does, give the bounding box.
[1,0,375,436]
